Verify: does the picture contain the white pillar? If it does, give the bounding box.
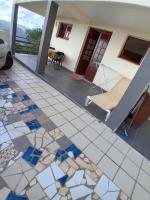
[36,1,58,74]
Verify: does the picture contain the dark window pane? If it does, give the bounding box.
[120,36,150,64]
[0,39,4,44]
[57,23,72,40]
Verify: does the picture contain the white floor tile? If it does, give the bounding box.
[121,157,139,180]
[60,122,78,138]
[113,138,130,155]
[70,185,93,199]
[51,162,65,180]
[71,132,90,150]
[141,158,150,176]
[45,183,57,199]
[127,148,144,167]
[98,156,118,180]
[114,168,135,196]
[101,128,117,144]
[93,135,111,153]
[94,175,120,200]
[36,167,55,189]
[138,170,150,192]
[90,121,107,134]
[84,143,103,164]
[132,183,150,200]
[70,118,87,130]
[107,146,125,166]
[82,126,98,141]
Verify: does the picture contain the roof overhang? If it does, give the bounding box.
[14,0,150,33]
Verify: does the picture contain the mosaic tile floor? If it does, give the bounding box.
[0,62,150,200]
[0,71,128,200]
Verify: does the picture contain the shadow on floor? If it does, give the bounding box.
[117,120,150,160]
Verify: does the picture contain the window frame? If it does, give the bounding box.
[119,35,150,65]
[56,22,72,40]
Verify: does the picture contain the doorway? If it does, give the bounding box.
[76,27,112,82]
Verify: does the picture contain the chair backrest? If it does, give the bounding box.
[56,52,65,56]
[111,77,131,98]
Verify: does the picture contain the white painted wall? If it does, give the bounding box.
[50,18,88,71]
[93,25,150,88]
[0,30,10,44]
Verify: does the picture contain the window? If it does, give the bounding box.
[119,36,150,64]
[0,39,4,44]
[57,23,72,40]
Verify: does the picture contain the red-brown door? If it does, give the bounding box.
[76,28,99,75]
[85,32,112,82]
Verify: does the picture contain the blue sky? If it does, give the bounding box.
[0,0,44,29]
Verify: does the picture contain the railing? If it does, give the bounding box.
[15,36,39,55]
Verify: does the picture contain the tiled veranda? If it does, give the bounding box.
[0,61,150,200]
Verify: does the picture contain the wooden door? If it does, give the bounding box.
[76,28,99,75]
[85,32,112,82]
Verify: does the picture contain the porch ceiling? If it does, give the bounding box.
[17,0,150,33]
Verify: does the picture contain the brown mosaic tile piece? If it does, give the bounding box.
[21,112,35,122]
[37,114,49,124]
[14,102,26,111]
[66,158,79,170]
[23,99,34,106]
[59,187,69,196]
[49,128,64,140]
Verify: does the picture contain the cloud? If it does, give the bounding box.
[0,0,13,21]
[18,7,44,29]
[0,0,44,29]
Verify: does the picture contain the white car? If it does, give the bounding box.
[0,38,13,70]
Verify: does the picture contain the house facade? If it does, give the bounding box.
[14,0,150,86]
[12,0,150,131]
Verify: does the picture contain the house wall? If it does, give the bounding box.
[50,18,150,89]
[93,25,150,88]
[50,18,88,71]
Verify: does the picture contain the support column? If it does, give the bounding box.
[10,3,18,55]
[106,49,150,131]
[36,1,58,74]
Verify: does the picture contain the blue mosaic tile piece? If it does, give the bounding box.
[55,149,69,162]
[26,119,41,130]
[6,192,28,200]
[19,108,29,115]
[28,104,38,111]
[22,146,42,166]
[66,144,81,159]
[19,105,38,115]
[21,95,30,101]
[0,84,9,89]
[12,93,17,98]
[58,175,68,186]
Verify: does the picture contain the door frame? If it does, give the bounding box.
[85,31,112,82]
[75,26,112,80]
[75,27,99,75]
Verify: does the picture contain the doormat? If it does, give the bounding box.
[69,73,84,80]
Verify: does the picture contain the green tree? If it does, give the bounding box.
[15,28,42,55]
[26,28,42,46]
[26,28,42,53]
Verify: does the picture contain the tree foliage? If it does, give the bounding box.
[15,28,42,55]
[26,28,42,49]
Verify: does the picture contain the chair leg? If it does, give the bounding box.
[105,110,111,122]
[85,96,92,107]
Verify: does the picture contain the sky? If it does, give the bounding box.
[0,0,44,29]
